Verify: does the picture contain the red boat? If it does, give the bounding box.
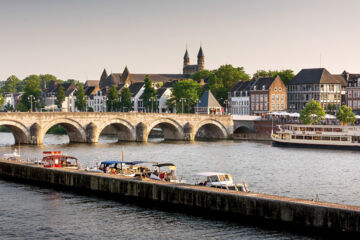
[42,151,79,169]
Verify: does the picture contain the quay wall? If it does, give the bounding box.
[0,160,359,234]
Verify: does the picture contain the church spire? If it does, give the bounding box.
[197,46,205,71]
[183,48,190,66]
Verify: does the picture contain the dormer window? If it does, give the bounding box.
[274,87,277,92]
[279,87,282,91]
[262,85,265,90]
[254,86,257,90]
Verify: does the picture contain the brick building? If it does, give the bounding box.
[250,76,287,115]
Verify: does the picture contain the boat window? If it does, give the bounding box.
[228,186,236,190]
[305,136,312,140]
[313,136,321,140]
[306,127,314,131]
[333,128,342,132]
[291,135,295,139]
[224,174,231,181]
[208,176,219,182]
[341,137,348,141]
[295,135,303,139]
[324,128,333,132]
[322,136,330,141]
[218,175,226,182]
[293,127,298,131]
[331,137,340,141]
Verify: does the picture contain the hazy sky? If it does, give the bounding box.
[1,0,360,81]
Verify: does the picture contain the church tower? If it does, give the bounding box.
[100,68,108,89]
[183,49,190,67]
[197,46,205,71]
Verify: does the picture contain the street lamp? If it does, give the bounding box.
[149,97,156,113]
[28,95,35,112]
[194,99,201,114]
[180,98,186,114]
[224,99,229,115]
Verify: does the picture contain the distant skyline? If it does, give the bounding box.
[1,0,360,81]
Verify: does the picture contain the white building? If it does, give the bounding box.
[228,81,253,115]
[43,82,77,112]
[85,87,106,112]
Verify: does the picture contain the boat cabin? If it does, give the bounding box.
[42,151,78,168]
[150,163,178,182]
[195,172,244,191]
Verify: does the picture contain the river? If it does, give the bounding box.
[0,132,359,239]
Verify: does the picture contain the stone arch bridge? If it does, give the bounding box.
[0,112,233,145]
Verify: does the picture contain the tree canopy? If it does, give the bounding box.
[120,87,132,112]
[107,85,120,112]
[141,75,157,112]
[207,64,250,101]
[253,69,295,86]
[75,85,86,112]
[3,75,21,93]
[19,75,42,111]
[0,94,4,109]
[300,99,325,125]
[191,70,213,83]
[55,85,65,109]
[167,79,202,113]
[336,105,356,125]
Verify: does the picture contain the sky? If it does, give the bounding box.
[1,0,360,82]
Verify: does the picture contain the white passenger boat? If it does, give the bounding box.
[272,124,360,150]
[195,172,249,192]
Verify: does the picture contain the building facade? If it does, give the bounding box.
[250,76,287,115]
[228,80,252,115]
[343,71,360,113]
[183,47,205,76]
[287,68,342,112]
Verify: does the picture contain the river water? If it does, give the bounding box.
[0,132,359,239]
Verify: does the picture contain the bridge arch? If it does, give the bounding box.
[234,126,250,134]
[194,119,228,140]
[41,118,86,144]
[96,119,136,142]
[0,120,30,144]
[146,118,184,141]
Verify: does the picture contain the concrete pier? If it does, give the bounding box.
[0,159,359,235]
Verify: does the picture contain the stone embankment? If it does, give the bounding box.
[0,159,359,235]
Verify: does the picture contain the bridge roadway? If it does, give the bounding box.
[0,112,233,145]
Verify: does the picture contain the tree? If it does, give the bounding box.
[300,99,325,125]
[55,85,65,109]
[106,86,120,112]
[207,64,250,101]
[120,87,132,112]
[336,105,356,125]
[0,94,4,110]
[191,70,213,83]
[75,85,86,112]
[166,79,202,113]
[142,75,158,112]
[3,75,20,93]
[253,69,295,86]
[3,102,13,112]
[20,75,42,111]
[327,103,337,115]
[39,74,58,90]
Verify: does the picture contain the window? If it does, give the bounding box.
[279,87,282,91]
[276,94,279,101]
[274,87,277,92]
[272,104,275,110]
[281,94,284,100]
[272,94,275,101]
[281,104,284,110]
[277,104,279,110]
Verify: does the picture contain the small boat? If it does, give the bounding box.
[2,149,21,161]
[41,151,79,169]
[272,124,360,150]
[149,163,185,183]
[98,161,156,177]
[194,172,249,192]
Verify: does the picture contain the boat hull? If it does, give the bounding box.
[272,139,360,150]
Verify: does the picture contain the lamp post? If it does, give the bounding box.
[28,95,35,112]
[224,99,229,115]
[194,99,200,114]
[180,98,186,114]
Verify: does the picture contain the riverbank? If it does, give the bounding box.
[0,159,359,236]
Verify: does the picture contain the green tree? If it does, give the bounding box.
[3,75,20,93]
[3,103,13,112]
[55,85,65,109]
[106,86,120,112]
[327,103,337,115]
[166,79,202,113]
[300,99,325,125]
[39,74,58,90]
[75,85,86,112]
[120,87,132,112]
[142,75,158,112]
[208,64,250,101]
[253,69,295,86]
[20,75,42,111]
[336,105,356,125]
[0,94,4,110]
[191,70,213,83]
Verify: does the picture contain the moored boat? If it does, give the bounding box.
[272,124,360,150]
[194,172,249,192]
[41,151,79,169]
